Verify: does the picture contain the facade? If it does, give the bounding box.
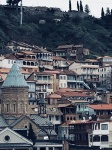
[0,127,33,150]
[55,44,84,61]
[88,121,112,149]
[1,63,29,117]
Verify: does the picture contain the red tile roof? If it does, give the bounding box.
[57,91,88,97]
[46,94,61,99]
[88,104,112,110]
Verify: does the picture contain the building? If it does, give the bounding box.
[54,44,84,61]
[1,63,29,117]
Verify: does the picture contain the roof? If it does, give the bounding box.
[46,94,61,99]
[0,143,32,148]
[30,114,52,126]
[88,104,112,110]
[52,56,65,61]
[61,119,112,126]
[46,105,63,115]
[57,103,74,108]
[2,63,28,88]
[59,70,77,75]
[57,91,89,97]
[0,115,8,127]
[56,44,74,49]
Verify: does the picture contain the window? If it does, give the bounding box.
[64,76,66,80]
[8,60,10,64]
[20,104,23,112]
[13,104,16,112]
[6,104,9,112]
[56,116,59,121]
[93,135,100,142]
[101,135,108,142]
[101,124,108,130]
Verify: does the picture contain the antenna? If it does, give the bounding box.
[20,0,23,25]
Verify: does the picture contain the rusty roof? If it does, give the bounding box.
[88,104,112,110]
[46,93,61,99]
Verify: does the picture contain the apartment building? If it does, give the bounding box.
[54,44,84,61]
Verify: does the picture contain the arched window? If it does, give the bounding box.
[6,104,9,112]
[31,62,34,66]
[13,103,16,112]
[101,135,108,142]
[93,135,100,142]
[23,61,26,65]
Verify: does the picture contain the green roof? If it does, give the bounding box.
[2,63,28,88]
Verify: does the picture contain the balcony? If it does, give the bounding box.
[37,89,46,92]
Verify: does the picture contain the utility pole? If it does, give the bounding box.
[20,0,23,25]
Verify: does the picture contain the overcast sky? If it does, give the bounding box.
[0,0,112,18]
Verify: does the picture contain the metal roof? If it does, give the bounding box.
[0,115,8,127]
[30,114,52,126]
[0,143,32,147]
[2,63,28,88]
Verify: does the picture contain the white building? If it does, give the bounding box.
[88,121,112,149]
[99,65,111,90]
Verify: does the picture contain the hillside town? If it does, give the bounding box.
[0,41,112,150]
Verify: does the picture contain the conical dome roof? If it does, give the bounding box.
[2,63,28,88]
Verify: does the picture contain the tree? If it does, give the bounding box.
[101,7,105,18]
[69,0,72,12]
[77,1,79,11]
[85,4,90,14]
[28,123,36,143]
[80,1,83,12]
[111,9,112,16]
[106,7,110,16]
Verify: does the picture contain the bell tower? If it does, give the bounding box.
[38,97,47,117]
[1,63,29,118]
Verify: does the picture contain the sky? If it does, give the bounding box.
[0,0,112,18]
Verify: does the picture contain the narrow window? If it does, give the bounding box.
[13,104,16,112]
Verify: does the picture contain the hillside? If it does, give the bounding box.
[0,6,112,56]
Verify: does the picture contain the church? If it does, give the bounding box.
[0,63,60,150]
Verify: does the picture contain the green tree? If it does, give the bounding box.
[80,0,83,12]
[101,7,105,18]
[85,4,90,14]
[106,7,110,16]
[77,1,79,11]
[28,123,36,143]
[69,0,72,12]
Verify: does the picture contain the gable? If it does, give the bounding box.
[0,128,33,145]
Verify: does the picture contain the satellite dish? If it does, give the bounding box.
[34,108,38,112]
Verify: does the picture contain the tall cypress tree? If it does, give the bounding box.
[101,7,105,18]
[28,123,36,143]
[80,0,83,12]
[77,1,79,11]
[69,0,72,12]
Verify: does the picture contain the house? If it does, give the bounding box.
[99,65,111,90]
[70,100,89,120]
[0,127,33,150]
[69,60,100,88]
[57,103,76,122]
[45,93,62,105]
[88,104,112,119]
[54,44,84,61]
[35,47,53,70]
[34,140,63,150]
[88,120,112,149]
[52,56,68,70]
